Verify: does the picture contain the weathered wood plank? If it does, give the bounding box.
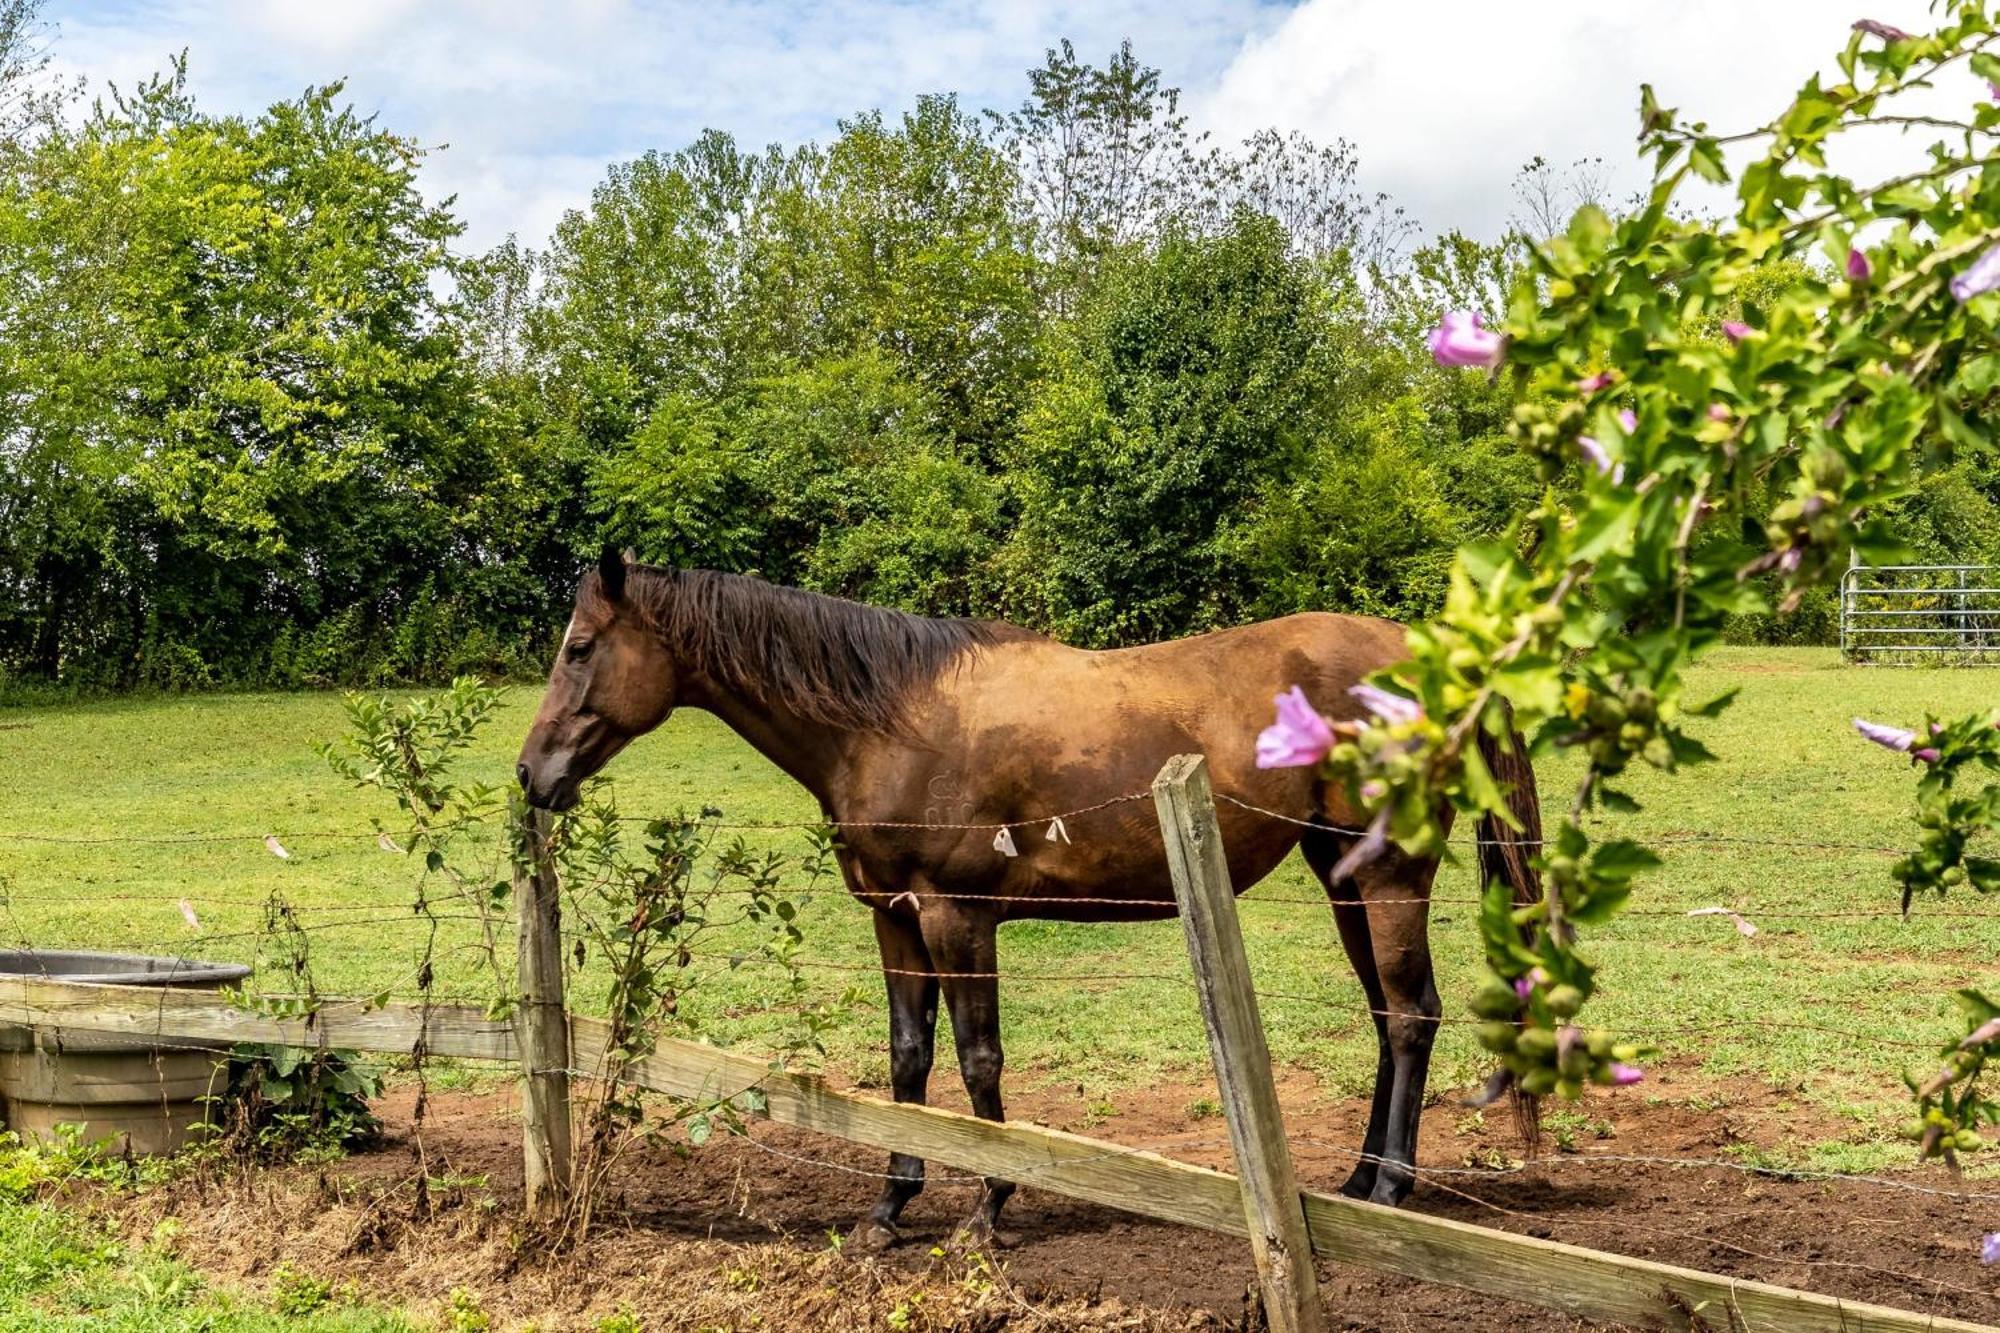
[567,1020,1257,1238]
[588,1025,1998,1333]
[1154,753,1324,1333]
[1,980,1991,1332]
[0,976,516,1062]
[1301,1191,1994,1333]
[512,803,573,1215]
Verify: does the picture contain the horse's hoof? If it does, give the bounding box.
[1337,1171,1376,1200]
[847,1220,901,1254]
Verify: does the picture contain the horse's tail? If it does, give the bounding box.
[1474,719,1543,1147]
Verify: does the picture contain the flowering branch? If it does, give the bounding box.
[1258,3,2000,1137]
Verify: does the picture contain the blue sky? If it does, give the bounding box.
[48,1,1956,255]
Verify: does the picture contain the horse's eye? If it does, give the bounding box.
[565,639,593,664]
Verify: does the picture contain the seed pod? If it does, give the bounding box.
[1471,980,1523,1020]
[1545,984,1584,1019]
[1516,1028,1557,1061]
[1520,1068,1558,1097]
[1476,1021,1518,1053]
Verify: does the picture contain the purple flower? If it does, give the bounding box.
[1513,966,1550,1001]
[1328,809,1391,882]
[1428,311,1506,370]
[1708,403,1732,422]
[1853,717,1916,752]
[1984,1232,2000,1265]
[1950,243,2000,303]
[1359,778,1388,803]
[1852,19,1912,41]
[1915,747,1943,764]
[1576,371,1614,394]
[1847,248,1872,282]
[1577,435,1614,475]
[1349,681,1423,727]
[1609,1063,1645,1086]
[1722,320,1753,342]
[1256,686,1336,769]
[1617,408,1638,433]
[1963,1016,2000,1050]
[1778,546,1803,574]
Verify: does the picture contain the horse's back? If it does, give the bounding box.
[842,612,1407,907]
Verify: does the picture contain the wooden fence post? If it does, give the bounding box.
[1153,754,1326,1333]
[513,802,573,1217]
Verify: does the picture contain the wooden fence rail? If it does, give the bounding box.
[1,972,1989,1333]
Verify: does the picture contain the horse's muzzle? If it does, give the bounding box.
[516,758,581,811]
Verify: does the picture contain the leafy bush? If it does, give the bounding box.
[210,1045,383,1163]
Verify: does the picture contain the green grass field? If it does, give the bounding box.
[0,1199,415,1330]
[3,648,1997,1164]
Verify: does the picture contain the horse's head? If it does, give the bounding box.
[516,548,677,810]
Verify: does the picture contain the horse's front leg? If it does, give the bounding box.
[850,906,940,1252]
[917,899,1015,1248]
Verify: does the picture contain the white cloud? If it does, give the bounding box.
[47,0,1977,252]
[1198,0,1957,239]
[49,0,1278,251]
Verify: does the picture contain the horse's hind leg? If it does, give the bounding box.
[1302,826,1443,1206]
[916,899,1016,1247]
[849,907,940,1252]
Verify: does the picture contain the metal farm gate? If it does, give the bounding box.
[1840,563,2000,663]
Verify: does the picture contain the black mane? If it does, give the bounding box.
[590,566,1020,731]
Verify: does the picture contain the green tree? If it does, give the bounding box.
[0,64,487,685]
[1000,212,1325,643]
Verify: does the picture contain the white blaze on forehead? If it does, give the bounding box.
[562,614,578,647]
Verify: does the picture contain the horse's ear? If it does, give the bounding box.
[621,547,637,565]
[597,546,626,602]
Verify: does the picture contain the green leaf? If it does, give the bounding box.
[1571,497,1641,562]
[1596,787,1642,815]
[1684,689,1739,720]
[1491,655,1565,717]
[1589,840,1663,881]
[1688,138,1729,184]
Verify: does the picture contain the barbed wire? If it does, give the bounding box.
[8,875,2000,928]
[0,790,1929,858]
[6,776,1996,1248]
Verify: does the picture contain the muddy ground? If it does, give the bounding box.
[98,1066,2000,1331]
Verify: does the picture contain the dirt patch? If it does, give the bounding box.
[96,1071,2000,1331]
[1721,664,1810,675]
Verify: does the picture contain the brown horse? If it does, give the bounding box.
[517,551,1541,1249]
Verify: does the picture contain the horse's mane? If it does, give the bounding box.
[591,565,1025,731]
